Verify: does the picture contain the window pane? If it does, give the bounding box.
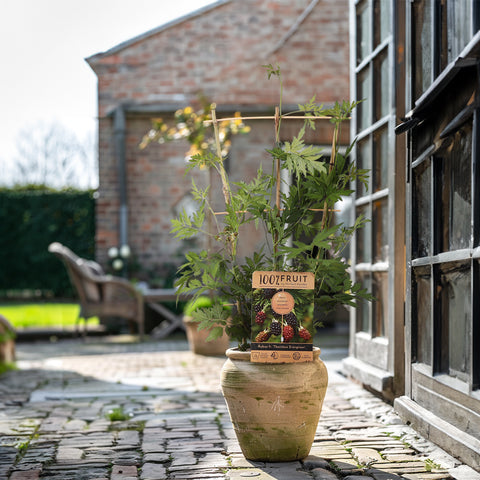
[413,0,433,99]
[356,204,371,264]
[414,266,432,365]
[412,120,434,158]
[474,261,480,389]
[356,137,371,197]
[436,156,450,254]
[373,197,388,263]
[450,124,472,250]
[373,126,389,191]
[447,0,472,64]
[374,50,390,121]
[355,271,371,333]
[357,0,371,64]
[357,68,372,131]
[413,158,431,258]
[438,262,471,381]
[436,123,472,253]
[373,270,388,337]
[374,0,391,47]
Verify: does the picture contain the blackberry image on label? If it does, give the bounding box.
[255,310,267,324]
[269,320,282,336]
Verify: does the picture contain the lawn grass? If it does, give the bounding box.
[0,303,99,329]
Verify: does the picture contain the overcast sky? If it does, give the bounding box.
[0,0,217,186]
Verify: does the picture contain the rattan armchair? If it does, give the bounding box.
[48,242,144,339]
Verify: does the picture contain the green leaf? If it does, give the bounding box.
[206,326,225,342]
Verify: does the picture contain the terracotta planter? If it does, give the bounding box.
[183,316,230,356]
[220,347,328,461]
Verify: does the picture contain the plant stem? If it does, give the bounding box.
[321,120,339,231]
[274,106,281,210]
[211,107,231,207]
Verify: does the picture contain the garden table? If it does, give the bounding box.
[142,288,192,338]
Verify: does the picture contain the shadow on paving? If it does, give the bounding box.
[1,343,231,479]
[0,335,474,479]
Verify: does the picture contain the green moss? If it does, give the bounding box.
[106,407,130,422]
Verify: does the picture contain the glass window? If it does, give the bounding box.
[373,197,388,263]
[374,50,390,122]
[356,271,371,333]
[435,156,450,254]
[474,261,480,389]
[356,204,371,264]
[356,137,371,197]
[357,0,371,64]
[413,0,433,99]
[353,0,393,351]
[446,0,472,65]
[438,262,471,381]
[373,270,388,337]
[413,158,432,258]
[357,68,372,131]
[450,125,472,250]
[414,266,432,365]
[412,121,434,159]
[374,0,392,47]
[373,126,389,191]
[435,123,472,253]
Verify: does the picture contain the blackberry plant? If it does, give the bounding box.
[160,65,371,350]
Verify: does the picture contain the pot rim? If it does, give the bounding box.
[225,346,321,361]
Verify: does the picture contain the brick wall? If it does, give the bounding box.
[87,0,350,282]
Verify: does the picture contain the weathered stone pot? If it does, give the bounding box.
[220,347,328,461]
[183,316,230,356]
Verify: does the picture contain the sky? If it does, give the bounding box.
[0,0,217,187]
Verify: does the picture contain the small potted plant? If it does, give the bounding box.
[182,295,230,356]
[142,65,371,461]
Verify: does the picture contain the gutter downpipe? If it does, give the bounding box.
[114,105,128,249]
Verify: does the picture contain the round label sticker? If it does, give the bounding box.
[271,291,295,315]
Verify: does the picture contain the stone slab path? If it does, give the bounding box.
[0,337,478,480]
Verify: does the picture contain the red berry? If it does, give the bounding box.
[283,324,294,342]
[299,327,311,341]
[255,311,267,324]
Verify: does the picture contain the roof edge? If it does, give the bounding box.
[86,0,231,65]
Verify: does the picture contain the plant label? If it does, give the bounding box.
[251,271,314,363]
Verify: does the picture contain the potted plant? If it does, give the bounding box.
[182,295,230,356]
[142,65,371,461]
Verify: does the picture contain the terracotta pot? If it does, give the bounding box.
[220,347,328,461]
[183,316,230,356]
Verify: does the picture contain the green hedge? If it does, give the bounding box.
[0,187,95,298]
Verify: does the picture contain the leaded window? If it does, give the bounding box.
[352,0,393,342]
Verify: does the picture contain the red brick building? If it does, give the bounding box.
[86,0,349,284]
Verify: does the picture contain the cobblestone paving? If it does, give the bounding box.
[0,337,479,480]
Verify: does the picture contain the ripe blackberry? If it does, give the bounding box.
[255,311,267,324]
[299,327,311,341]
[263,288,276,299]
[285,312,299,332]
[254,303,263,314]
[255,330,271,342]
[269,320,282,336]
[283,324,294,342]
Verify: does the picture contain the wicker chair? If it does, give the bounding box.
[48,242,144,339]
